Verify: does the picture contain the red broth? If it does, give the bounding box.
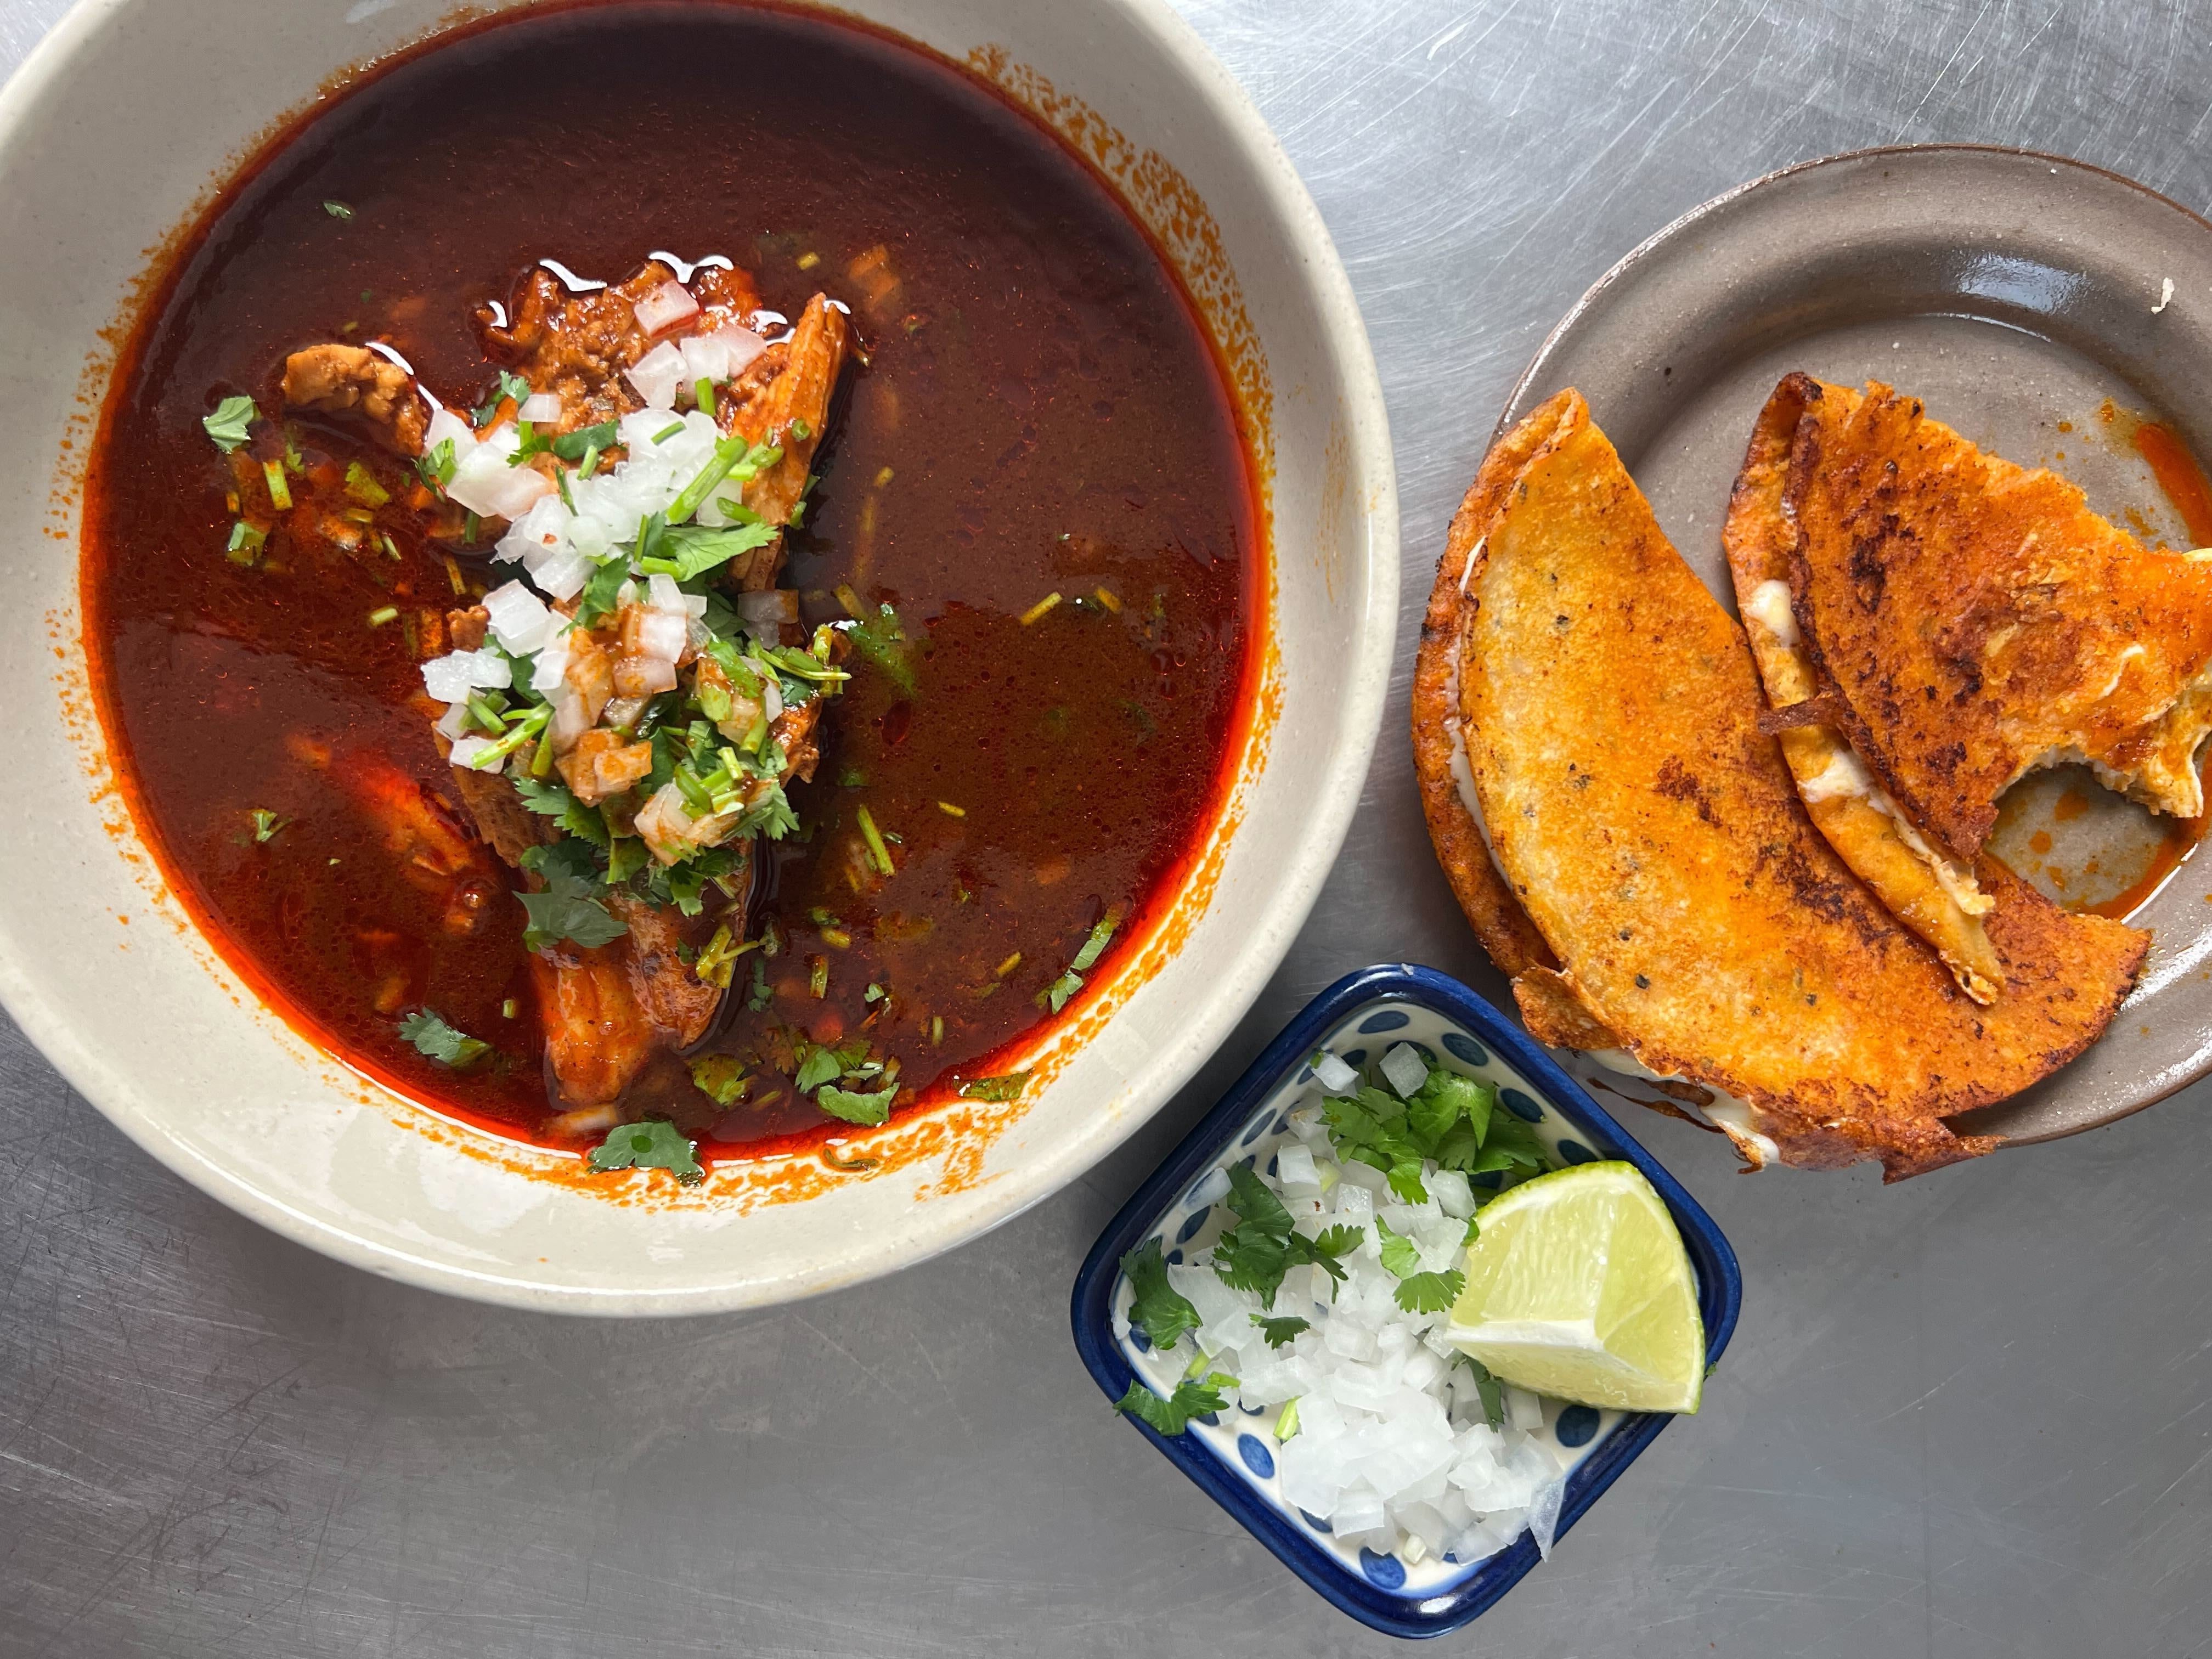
[83,0,1259,1155]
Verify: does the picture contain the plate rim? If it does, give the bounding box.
[1489,142,2212,1151]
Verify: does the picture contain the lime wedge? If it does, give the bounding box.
[1444,1161,1706,1413]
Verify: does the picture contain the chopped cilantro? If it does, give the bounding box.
[1453,1352,1506,1430]
[417,437,458,492]
[746,955,772,1013]
[1070,906,1124,973]
[1251,1314,1310,1348]
[652,420,687,444]
[957,1071,1030,1103]
[512,777,610,847]
[515,842,628,953]
[473,369,531,427]
[833,586,916,694]
[1113,1375,1229,1437]
[588,1119,704,1184]
[689,1054,750,1108]
[1375,1217,1467,1314]
[201,394,258,453]
[574,558,629,629]
[794,1045,845,1092]
[321,200,354,219]
[635,521,779,582]
[1211,1164,1358,1308]
[396,1008,490,1069]
[816,1084,893,1126]
[249,808,288,843]
[1042,970,1083,1013]
[1121,1237,1202,1351]
[552,420,618,462]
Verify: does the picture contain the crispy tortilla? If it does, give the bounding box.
[1784,378,2212,859]
[1456,390,2147,1180]
[1725,374,2006,1002]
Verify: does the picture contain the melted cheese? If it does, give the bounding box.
[1742,578,1798,647]
[1583,1048,1779,1170]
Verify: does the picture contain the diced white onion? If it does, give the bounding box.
[678,332,731,386]
[737,589,798,628]
[447,736,503,772]
[761,679,784,723]
[631,279,701,337]
[517,392,563,425]
[1382,1043,1431,1099]
[422,404,477,458]
[483,580,556,655]
[531,632,572,694]
[635,610,690,664]
[624,341,688,411]
[1314,1051,1360,1093]
[645,572,687,615]
[551,686,591,753]
[434,701,470,740]
[421,648,511,703]
[448,431,556,520]
[527,545,594,603]
[713,324,768,375]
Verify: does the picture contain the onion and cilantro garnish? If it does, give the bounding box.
[1112,1042,1587,1568]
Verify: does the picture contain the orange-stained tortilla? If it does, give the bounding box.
[1453,391,2146,1181]
[1785,379,2212,861]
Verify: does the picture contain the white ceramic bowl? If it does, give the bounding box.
[0,0,1395,1313]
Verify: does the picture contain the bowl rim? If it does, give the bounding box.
[0,0,1400,1312]
[1069,963,1744,1639]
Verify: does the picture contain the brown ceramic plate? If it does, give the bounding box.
[1497,144,2212,1148]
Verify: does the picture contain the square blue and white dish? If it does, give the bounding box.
[1069,964,1742,1639]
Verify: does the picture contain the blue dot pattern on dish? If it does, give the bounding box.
[1408,1041,1437,1065]
[1295,1066,1313,1084]
[1471,1170,1504,1189]
[1500,1087,1545,1122]
[1237,1434,1276,1477]
[1240,1113,1273,1147]
[1556,1404,1601,1447]
[1194,1412,1221,1428]
[1183,1171,1215,1205]
[1266,1153,1279,1177]
[1130,1327,1151,1352]
[1340,1048,1367,1066]
[1559,1139,1597,1164]
[1442,1031,1489,1066]
[1358,1009,1410,1034]
[1175,1207,1210,1243]
[1166,1250,1183,1266]
[1300,1509,1333,1534]
[1359,1549,1407,1589]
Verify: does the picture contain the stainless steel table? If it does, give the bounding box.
[8,2,2211,1654]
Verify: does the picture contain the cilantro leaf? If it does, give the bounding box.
[396,1008,490,1069]
[1375,1217,1421,1279]
[321,199,354,219]
[1454,1352,1506,1430]
[690,1054,750,1107]
[794,1045,844,1092]
[588,1119,704,1184]
[1121,1237,1202,1351]
[574,558,629,629]
[816,1085,893,1126]
[473,369,531,427]
[636,522,781,582]
[515,842,627,953]
[1212,1164,1301,1307]
[513,777,612,847]
[957,1072,1030,1102]
[1395,1269,1465,1315]
[202,394,258,453]
[1251,1314,1310,1348]
[1112,1375,1229,1437]
[552,420,618,462]
[249,808,289,843]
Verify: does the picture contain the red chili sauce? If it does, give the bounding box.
[83,1,1260,1156]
